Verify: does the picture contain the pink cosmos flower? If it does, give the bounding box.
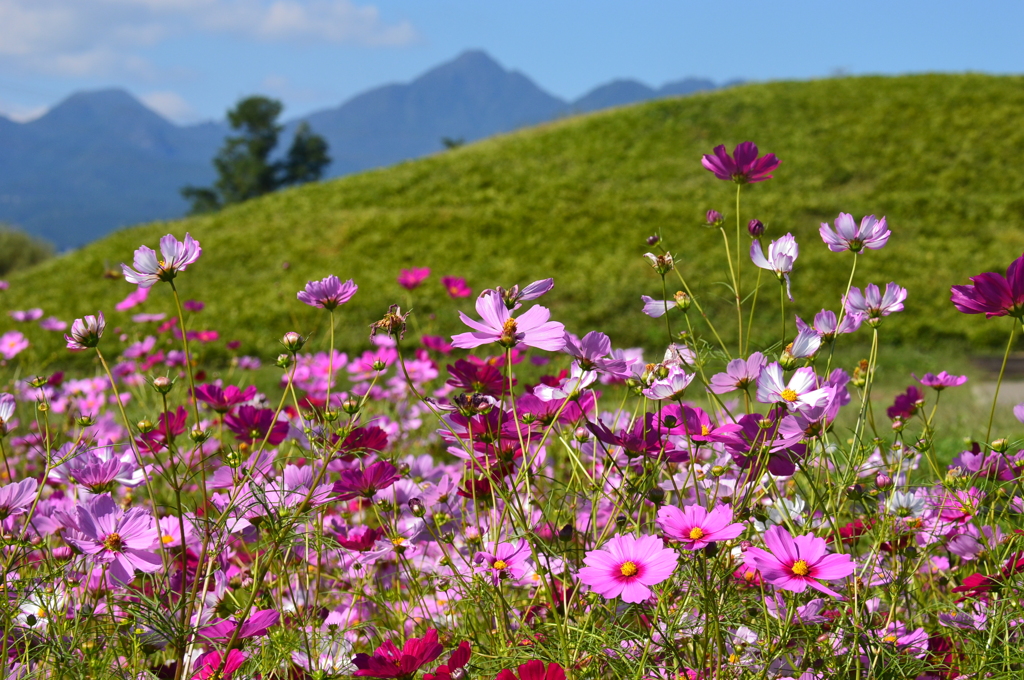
[0,331,29,359]
[701,142,780,184]
[950,251,1024,318]
[708,352,767,394]
[563,331,628,375]
[115,285,150,311]
[195,384,257,413]
[819,213,891,253]
[756,363,829,412]
[844,283,907,321]
[496,660,566,680]
[193,649,246,680]
[8,309,43,322]
[60,494,161,585]
[643,364,695,401]
[65,312,105,351]
[474,539,532,585]
[451,292,565,351]
[39,316,67,331]
[0,478,38,519]
[743,525,855,599]
[198,609,280,641]
[797,309,862,342]
[353,628,444,679]
[224,406,288,445]
[333,461,400,500]
[914,371,968,390]
[297,275,358,310]
[121,232,202,288]
[441,276,472,299]
[750,234,799,300]
[398,267,431,290]
[657,504,745,550]
[577,534,678,603]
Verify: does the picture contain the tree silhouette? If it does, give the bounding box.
[182,96,331,214]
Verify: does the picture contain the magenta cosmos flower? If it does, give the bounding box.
[915,371,968,390]
[398,267,431,290]
[65,312,105,351]
[744,525,855,599]
[950,252,1024,318]
[194,650,246,680]
[751,234,799,300]
[577,534,678,603]
[701,142,780,183]
[819,213,891,253]
[756,363,829,412]
[496,660,566,680]
[297,275,358,310]
[61,494,161,585]
[353,628,444,679]
[451,292,565,351]
[121,233,201,288]
[844,283,907,321]
[658,504,745,550]
[441,276,472,299]
[333,461,400,500]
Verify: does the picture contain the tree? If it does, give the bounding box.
[181,96,331,215]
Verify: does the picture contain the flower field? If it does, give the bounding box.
[0,138,1023,679]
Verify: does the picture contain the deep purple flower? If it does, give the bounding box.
[950,252,1024,318]
[65,312,105,351]
[748,218,765,237]
[121,233,202,288]
[563,331,627,375]
[183,299,204,312]
[297,275,358,310]
[708,352,767,394]
[819,213,891,253]
[61,494,161,585]
[451,292,565,351]
[195,384,258,413]
[441,276,472,299]
[333,461,400,500]
[224,406,288,445]
[915,372,968,391]
[398,267,431,290]
[887,386,925,420]
[706,209,724,225]
[353,628,444,679]
[588,412,678,461]
[726,412,806,477]
[844,283,907,321]
[446,359,507,397]
[701,142,780,184]
[751,234,799,300]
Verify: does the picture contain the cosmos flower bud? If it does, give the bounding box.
[28,376,49,388]
[281,331,305,352]
[846,484,864,501]
[191,428,208,443]
[222,450,242,468]
[673,290,691,311]
[646,234,661,246]
[646,487,665,506]
[706,210,725,226]
[372,359,387,372]
[342,398,360,415]
[151,376,174,394]
[574,427,589,442]
[323,410,339,422]
[748,219,765,237]
[711,465,726,477]
[137,419,154,433]
[558,524,575,542]
[875,473,893,490]
[614,515,628,528]
[991,438,1009,453]
[75,414,96,427]
[276,353,293,369]
[408,498,426,518]
[778,350,800,371]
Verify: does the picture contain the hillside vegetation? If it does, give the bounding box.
[4,73,1024,365]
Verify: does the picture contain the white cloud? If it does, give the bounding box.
[140,90,199,122]
[0,0,417,76]
[0,100,48,122]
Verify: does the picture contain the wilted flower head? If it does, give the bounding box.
[65,312,105,351]
[819,213,891,253]
[750,234,799,300]
[121,233,202,288]
[370,305,411,341]
[950,251,1024,318]
[702,142,780,183]
[706,210,724,226]
[297,275,358,310]
[643,252,674,275]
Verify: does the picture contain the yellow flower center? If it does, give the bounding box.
[780,389,799,402]
[700,425,710,436]
[499,318,519,347]
[103,533,124,552]
[882,634,898,644]
[688,527,705,540]
[492,559,508,570]
[791,559,810,576]
[161,534,174,545]
[619,561,639,577]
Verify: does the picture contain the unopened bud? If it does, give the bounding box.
[342,398,360,415]
[75,414,96,427]
[778,351,800,371]
[706,210,724,226]
[558,524,575,542]
[276,353,293,369]
[372,359,387,372]
[408,498,426,517]
[673,290,691,311]
[614,515,628,528]
[574,426,589,442]
[281,331,305,352]
[747,219,765,237]
[323,409,339,423]
[37,402,48,413]
[875,473,893,491]
[152,376,174,394]
[137,419,154,433]
[711,465,726,477]
[846,484,864,501]
[223,450,242,468]
[646,234,661,246]
[28,376,49,388]
[191,428,208,444]
[991,438,1009,453]
[646,487,665,506]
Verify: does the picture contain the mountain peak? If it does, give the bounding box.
[33,88,172,130]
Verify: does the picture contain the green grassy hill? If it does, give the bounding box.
[4,73,1024,368]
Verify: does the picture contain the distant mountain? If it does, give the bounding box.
[0,50,729,248]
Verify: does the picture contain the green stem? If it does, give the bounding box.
[745,268,762,356]
[735,183,743,351]
[780,282,786,345]
[985,321,1018,444]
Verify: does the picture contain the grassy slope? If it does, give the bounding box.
[4,73,1024,368]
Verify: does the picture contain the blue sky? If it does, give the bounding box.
[1,0,1022,124]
